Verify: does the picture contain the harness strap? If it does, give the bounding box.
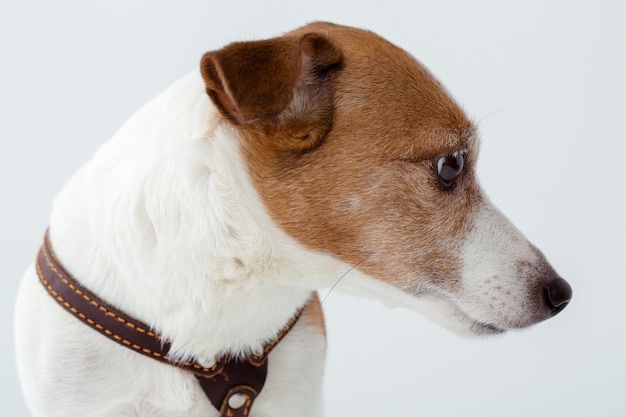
[36,230,307,417]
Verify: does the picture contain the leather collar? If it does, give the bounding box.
[36,230,307,417]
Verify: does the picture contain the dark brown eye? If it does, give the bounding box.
[436,151,465,188]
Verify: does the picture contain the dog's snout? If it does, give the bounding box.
[544,277,572,316]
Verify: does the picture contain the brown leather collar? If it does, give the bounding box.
[36,230,307,417]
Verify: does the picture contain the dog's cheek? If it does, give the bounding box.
[334,167,472,292]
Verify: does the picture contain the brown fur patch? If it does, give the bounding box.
[302,292,326,337]
[202,22,482,294]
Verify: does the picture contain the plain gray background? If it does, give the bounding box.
[2,1,625,416]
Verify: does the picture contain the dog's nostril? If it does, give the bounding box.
[544,277,573,314]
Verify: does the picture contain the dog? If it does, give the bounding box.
[15,22,572,417]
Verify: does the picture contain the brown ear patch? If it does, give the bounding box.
[200,31,343,151]
[200,38,302,124]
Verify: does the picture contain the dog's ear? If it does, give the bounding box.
[200,33,342,150]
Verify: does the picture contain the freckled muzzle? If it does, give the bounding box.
[459,201,574,333]
[468,273,572,335]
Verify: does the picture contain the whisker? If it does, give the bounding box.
[320,255,370,305]
[475,108,509,125]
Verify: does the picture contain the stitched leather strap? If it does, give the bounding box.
[36,230,307,416]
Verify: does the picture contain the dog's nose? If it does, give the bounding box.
[544,277,572,315]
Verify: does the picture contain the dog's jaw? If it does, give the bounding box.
[382,192,569,337]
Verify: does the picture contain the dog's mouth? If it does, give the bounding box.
[446,302,508,336]
[408,288,508,336]
[469,320,506,335]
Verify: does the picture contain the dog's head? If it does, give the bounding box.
[200,22,571,336]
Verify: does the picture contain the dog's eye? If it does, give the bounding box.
[436,151,464,189]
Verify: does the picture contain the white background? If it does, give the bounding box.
[1,1,625,416]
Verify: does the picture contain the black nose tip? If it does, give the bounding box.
[544,277,572,315]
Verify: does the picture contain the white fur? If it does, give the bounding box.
[458,196,543,329]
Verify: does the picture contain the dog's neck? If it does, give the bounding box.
[47,71,338,364]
